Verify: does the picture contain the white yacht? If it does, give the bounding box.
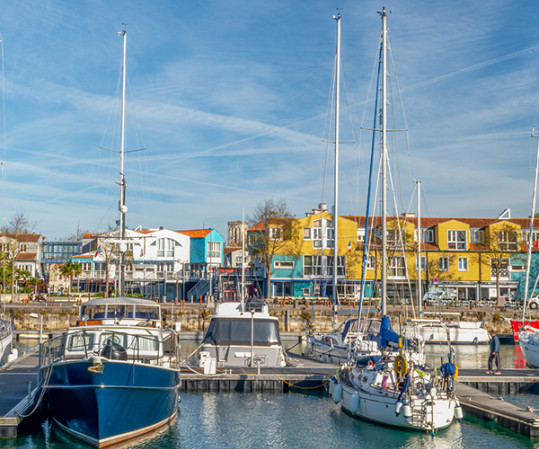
[200,300,287,368]
[404,316,490,345]
[519,326,539,368]
[0,317,13,364]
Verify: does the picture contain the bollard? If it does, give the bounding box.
[285,310,290,332]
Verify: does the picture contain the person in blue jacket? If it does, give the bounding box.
[486,329,501,375]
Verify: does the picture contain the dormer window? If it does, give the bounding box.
[447,230,466,250]
[498,230,518,251]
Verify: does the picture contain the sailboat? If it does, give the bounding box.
[403,181,490,345]
[518,126,539,367]
[330,8,461,432]
[38,31,181,447]
[304,13,381,365]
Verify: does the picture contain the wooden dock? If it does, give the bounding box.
[181,353,334,392]
[0,352,40,438]
[456,383,539,437]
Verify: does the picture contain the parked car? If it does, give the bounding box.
[529,297,539,309]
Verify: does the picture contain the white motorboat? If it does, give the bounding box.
[0,317,13,364]
[404,316,490,345]
[200,300,287,368]
[519,326,539,367]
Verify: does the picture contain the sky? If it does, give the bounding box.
[0,0,539,241]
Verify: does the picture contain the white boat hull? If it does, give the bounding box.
[519,331,539,368]
[0,320,13,363]
[405,322,490,345]
[340,382,456,430]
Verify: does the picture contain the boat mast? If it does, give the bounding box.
[417,180,422,318]
[380,7,388,317]
[241,209,246,312]
[118,29,127,297]
[332,12,341,327]
[523,127,539,321]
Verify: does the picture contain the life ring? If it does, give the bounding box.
[394,355,408,377]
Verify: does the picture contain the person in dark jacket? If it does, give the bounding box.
[486,329,501,375]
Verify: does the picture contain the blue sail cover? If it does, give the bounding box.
[379,315,400,348]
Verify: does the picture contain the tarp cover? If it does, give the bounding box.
[378,315,400,348]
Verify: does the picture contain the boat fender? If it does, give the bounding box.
[395,401,403,416]
[7,347,18,363]
[394,355,408,378]
[349,391,359,414]
[332,383,342,403]
[455,404,463,421]
[403,404,412,419]
[329,379,336,396]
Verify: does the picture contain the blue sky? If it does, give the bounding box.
[1,1,539,240]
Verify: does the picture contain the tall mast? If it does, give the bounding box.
[523,128,539,320]
[417,180,423,318]
[332,12,341,327]
[241,209,246,312]
[380,7,388,317]
[118,29,127,297]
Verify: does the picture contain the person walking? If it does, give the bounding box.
[486,329,501,375]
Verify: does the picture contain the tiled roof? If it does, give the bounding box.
[16,252,37,261]
[0,233,41,242]
[176,229,212,238]
[224,246,242,255]
[343,215,533,228]
[248,218,293,232]
[83,233,101,239]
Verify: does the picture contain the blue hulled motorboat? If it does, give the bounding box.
[39,296,181,447]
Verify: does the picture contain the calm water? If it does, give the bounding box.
[1,339,537,449]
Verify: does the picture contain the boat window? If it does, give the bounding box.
[100,333,126,347]
[82,305,106,319]
[134,306,160,320]
[67,333,94,352]
[203,318,281,346]
[127,334,159,352]
[105,305,131,319]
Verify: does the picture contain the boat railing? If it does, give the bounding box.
[39,329,181,370]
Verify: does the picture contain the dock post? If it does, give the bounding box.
[285,310,290,332]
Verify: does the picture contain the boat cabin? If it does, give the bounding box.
[76,297,162,328]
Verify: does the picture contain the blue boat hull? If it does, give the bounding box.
[42,359,180,447]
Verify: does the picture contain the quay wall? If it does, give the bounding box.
[3,301,535,334]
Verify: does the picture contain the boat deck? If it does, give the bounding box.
[0,351,40,438]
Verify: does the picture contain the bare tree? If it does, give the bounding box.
[248,198,297,300]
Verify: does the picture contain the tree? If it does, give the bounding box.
[248,198,296,300]
[480,221,521,304]
[59,261,82,297]
[0,211,37,300]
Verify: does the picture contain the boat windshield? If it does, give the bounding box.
[80,304,160,321]
[203,318,281,346]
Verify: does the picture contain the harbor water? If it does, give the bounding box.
[1,338,537,449]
